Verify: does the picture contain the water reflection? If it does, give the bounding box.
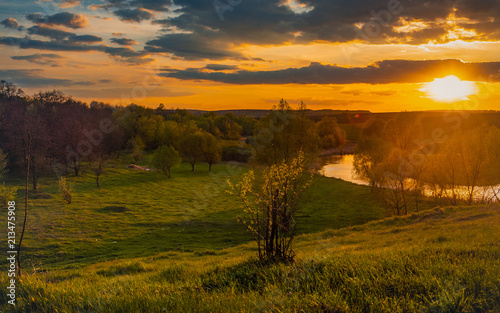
[319,154,500,202]
[318,155,369,186]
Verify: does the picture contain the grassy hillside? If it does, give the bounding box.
[0,157,383,271]
[1,158,499,312]
[1,204,499,312]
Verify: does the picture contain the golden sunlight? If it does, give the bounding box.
[422,75,478,102]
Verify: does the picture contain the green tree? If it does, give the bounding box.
[229,151,312,263]
[423,125,500,205]
[200,133,221,171]
[197,114,221,137]
[353,113,425,216]
[129,136,145,163]
[216,114,242,140]
[152,145,181,178]
[252,99,319,165]
[353,136,392,190]
[136,114,165,149]
[179,132,205,172]
[317,117,347,150]
[235,115,257,137]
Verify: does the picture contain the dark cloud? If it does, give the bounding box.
[0,69,75,87]
[26,12,89,29]
[145,33,243,60]
[139,0,500,60]
[0,36,99,51]
[113,8,155,22]
[78,0,500,62]
[71,81,95,86]
[103,46,146,57]
[27,25,75,40]
[67,35,103,43]
[27,25,102,43]
[11,53,65,67]
[205,64,238,71]
[1,18,24,31]
[0,36,151,65]
[103,46,154,64]
[161,59,500,85]
[0,69,120,89]
[111,37,139,45]
[130,0,172,12]
[89,0,172,12]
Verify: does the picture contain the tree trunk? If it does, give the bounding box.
[73,159,79,176]
[31,158,37,192]
[269,189,279,258]
[209,162,212,172]
[18,130,31,277]
[191,163,195,172]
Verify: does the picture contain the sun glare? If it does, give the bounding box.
[422,75,478,102]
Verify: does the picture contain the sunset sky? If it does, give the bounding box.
[1,0,500,111]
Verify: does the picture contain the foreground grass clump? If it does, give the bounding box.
[1,205,499,312]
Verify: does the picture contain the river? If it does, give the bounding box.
[319,154,500,202]
[318,154,368,186]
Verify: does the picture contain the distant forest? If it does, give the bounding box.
[0,81,349,189]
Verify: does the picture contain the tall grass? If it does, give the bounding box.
[1,205,499,312]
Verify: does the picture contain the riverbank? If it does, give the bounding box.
[320,141,357,157]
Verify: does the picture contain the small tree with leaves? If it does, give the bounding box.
[179,132,204,172]
[229,151,312,263]
[152,145,181,178]
[200,133,221,171]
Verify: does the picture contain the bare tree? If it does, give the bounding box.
[17,130,31,277]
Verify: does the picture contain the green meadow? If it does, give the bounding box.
[1,157,499,312]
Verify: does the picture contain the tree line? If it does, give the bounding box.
[0,82,348,186]
[0,81,251,188]
[354,112,500,216]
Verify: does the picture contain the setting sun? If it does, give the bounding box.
[422,75,478,102]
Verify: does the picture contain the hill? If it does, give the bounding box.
[0,156,499,312]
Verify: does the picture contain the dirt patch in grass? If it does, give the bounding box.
[127,164,153,171]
